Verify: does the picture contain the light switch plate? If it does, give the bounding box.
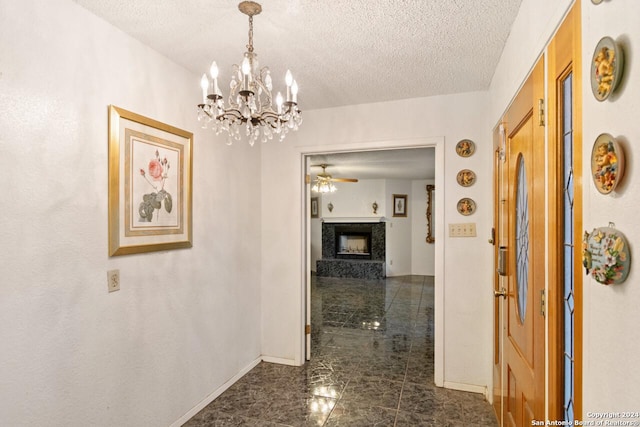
[448,223,477,237]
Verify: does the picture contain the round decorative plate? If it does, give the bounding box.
[591,36,624,101]
[456,169,476,187]
[457,198,476,216]
[583,227,631,285]
[455,139,475,157]
[590,133,624,194]
[591,0,603,4]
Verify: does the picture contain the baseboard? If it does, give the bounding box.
[261,355,299,366]
[443,381,488,398]
[170,356,262,427]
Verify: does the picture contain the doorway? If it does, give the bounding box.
[492,3,582,425]
[494,57,546,426]
[300,141,444,385]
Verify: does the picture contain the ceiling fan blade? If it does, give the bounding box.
[330,178,358,183]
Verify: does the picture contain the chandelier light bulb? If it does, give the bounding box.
[291,80,298,103]
[200,73,209,103]
[241,57,251,76]
[276,92,283,114]
[200,73,209,90]
[285,69,293,86]
[210,61,219,79]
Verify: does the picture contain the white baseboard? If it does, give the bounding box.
[443,381,489,398]
[170,356,262,427]
[261,355,299,366]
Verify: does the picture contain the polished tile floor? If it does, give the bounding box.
[184,275,498,426]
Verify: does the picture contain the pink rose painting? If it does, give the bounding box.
[138,149,172,222]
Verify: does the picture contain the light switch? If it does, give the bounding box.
[448,223,477,237]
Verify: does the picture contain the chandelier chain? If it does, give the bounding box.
[247,15,254,53]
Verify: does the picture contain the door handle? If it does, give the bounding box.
[494,288,507,299]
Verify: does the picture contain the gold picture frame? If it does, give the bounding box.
[108,105,193,256]
[393,194,407,217]
[426,185,435,243]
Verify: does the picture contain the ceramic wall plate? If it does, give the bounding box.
[583,227,631,285]
[457,198,476,216]
[455,139,475,157]
[591,36,624,101]
[591,133,624,194]
[456,169,476,187]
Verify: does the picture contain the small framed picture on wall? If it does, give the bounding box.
[310,197,319,218]
[393,194,407,217]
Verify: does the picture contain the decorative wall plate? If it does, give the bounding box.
[591,36,624,101]
[583,226,631,285]
[456,169,476,187]
[455,139,475,157]
[591,133,624,194]
[457,198,476,216]
[591,0,603,4]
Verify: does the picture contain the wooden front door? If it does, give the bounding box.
[494,57,545,427]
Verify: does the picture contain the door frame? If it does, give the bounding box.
[547,2,583,421]
[298,137,445,385]
[492,2,583,423]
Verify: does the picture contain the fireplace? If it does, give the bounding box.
[336,227,371,259]
[317,221,386,279]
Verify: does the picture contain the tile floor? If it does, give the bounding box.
[184,275,498,426]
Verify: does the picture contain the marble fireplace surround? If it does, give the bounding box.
[317,217,386,279]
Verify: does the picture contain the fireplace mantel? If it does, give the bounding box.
[321,217,386,223]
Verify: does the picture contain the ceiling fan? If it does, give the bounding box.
[311,164,358,193]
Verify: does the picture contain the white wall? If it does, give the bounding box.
[580,0,640,417]
[261,92,493,390]
[488,0,640,417]
[320,179,386,218]
[385,180,413,276]
[0,1,262,426]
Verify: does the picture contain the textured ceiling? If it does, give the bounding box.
[73,0,523,111]
[309,148,435,181]
[72,1,521,179]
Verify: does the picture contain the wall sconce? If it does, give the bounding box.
[372,201,378,214]
[327,202,334,212]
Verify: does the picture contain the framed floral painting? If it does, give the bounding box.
[108,105,193,256]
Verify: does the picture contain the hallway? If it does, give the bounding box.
[184,275,497,426]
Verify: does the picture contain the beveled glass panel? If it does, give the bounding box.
[515,155,529,323]
[562,72,575,422]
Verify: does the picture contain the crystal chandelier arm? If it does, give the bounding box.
[253,67,274,112]
[227,65,243,109]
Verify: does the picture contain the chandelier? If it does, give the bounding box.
[311,164,357,193]
[311,177,337,194]
[197,1,302,146]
